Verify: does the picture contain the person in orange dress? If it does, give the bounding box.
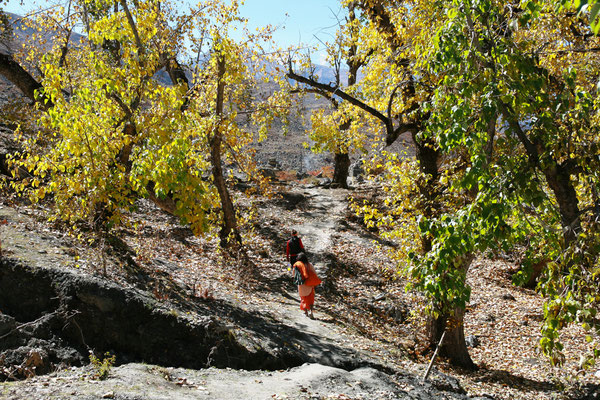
[292,252,322,319]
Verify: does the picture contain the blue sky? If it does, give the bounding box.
[3,0,344,63]
[238,1,344,47]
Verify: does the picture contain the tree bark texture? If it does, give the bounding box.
[210,51,241,247]
[519,162,580,286]
[0,53,51,108]
[145,181,176,215]
[523,259,547,289]
[357,1,402,54]
[426,255,476,369]
[543,163,581,244]
[426,307,475,370]
[332,152,350,188]
[412,134,440,253]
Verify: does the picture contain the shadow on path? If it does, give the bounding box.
[472,368,556,393]
[206,296,388,373]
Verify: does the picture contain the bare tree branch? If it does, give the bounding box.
[286,66,389,128]
[118,0,144,57]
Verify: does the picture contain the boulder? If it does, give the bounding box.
[465,335,480,348]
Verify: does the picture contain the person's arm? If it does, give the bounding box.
[286,241,290,261]
[299,238,304,250]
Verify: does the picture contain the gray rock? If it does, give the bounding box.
[351,159,364,178]
[319,178,332,187]
[465,335,480,348]
[501,293,515,301]
[428,370,467,395]
[259,168,277,179]
[373,293,386,301]
[0,258,298,377]
[483,313,495,322]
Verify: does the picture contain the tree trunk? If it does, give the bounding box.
[518,163,580,287]
[330,13,359,191]
[211,50,240,248]
[427,307,476,370]
[426,254,475,369]
[522,259,547,289]
[412,134,440,253]
[500,104,581,285]
[0,53,51,108]
[543,163,581,244]
[332,152,350,188]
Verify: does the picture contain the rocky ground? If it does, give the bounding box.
[0,362,474,400]
[0,181,486,400]
[1,177,599,400]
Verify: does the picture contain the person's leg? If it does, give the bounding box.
[299,292,308,311]
[309,288,315,319]
[301,296,309,316]
[302,289,315,318]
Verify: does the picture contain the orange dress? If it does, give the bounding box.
[293,261,322,311]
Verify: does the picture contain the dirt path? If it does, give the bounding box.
[0,185,479,400]
[244,185,401,376]
[275,187,355,362]
[288,186,348,274]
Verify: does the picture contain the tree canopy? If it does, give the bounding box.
[346,0,600,367]
[0,0,599,371]
[3,0,285,247]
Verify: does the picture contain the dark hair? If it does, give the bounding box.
[296,252,308,264]
[291,230,298,236]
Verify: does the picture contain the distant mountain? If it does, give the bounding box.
[0,12,334,172]
[1,11,85,55]
[309,64,345,84]
[1,11,356,89]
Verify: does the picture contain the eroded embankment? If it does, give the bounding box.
[0,259,304,380]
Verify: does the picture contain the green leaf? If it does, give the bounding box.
[576,0,590,15]
[591,2,600,22]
